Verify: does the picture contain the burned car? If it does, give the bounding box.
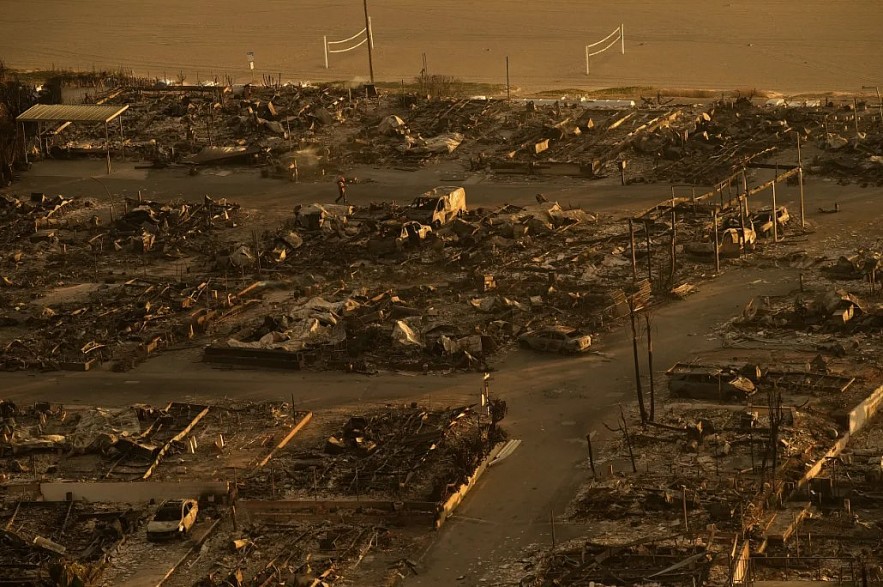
[518,326,592,354]
[666,363,757,400]
[403,186,467,227]
[146,499,198,541]
[751,206,789,238]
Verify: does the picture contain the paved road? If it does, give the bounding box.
[5,161,867,585]
[408,265,800,585]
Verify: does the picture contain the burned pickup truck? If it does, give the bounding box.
[403,186,467,227]
[666,363,757,401]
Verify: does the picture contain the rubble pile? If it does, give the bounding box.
[0,192,254,371]
[212,199,649,372]
[249,403,506,503]
[0,398,508,586]
[30,81,882,187]
[0,499,147,585]
[507,209,883,586]
[522,538,713,587]
[179,522,401,587]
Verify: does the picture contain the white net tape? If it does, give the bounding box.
[324,22,374,68]
[585,25,624,75]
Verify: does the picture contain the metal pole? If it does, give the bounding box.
[645,313,655,421]
[797,134,806,228]
[853,97,860,138]
[368,16,374,49]
[104,122,111,174]
[629,300,648,424]
[772,165,778,242]
[628,218,638,279]
[506,56,510,101]
[21,122,28,166]
[586,433,596,479]
[363,0,375,84]
[713,210,721,274]
[119,114,125,159]
[585,45,590,76]
[620,24,625,54]
[550,508,557,548]
[741,169,749,215]
[877,86,883,126]
[645,221,653,285]
[324,36,329,69]
[670,208,677,285]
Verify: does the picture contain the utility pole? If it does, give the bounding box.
[505,56,511,101]
[363,0,375,84]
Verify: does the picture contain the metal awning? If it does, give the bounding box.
[16,104,129,124]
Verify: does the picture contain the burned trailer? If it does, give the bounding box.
[665,362,757,401]
[403,186,467,228]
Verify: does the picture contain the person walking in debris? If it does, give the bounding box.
[335,175,347,204]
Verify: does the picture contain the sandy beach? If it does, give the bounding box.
[2,1,882,94]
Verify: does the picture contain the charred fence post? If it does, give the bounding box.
[628,298,648,424]
[628,218,637,280]
[645,313,655,422]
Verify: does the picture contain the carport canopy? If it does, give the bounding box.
[16,104,130,173]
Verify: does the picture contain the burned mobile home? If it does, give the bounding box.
[4,71,883,586]
[0,398,510,585]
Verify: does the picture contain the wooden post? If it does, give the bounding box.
[741,170,750,215]
[628,218,637,280]
[586,433,596,479]
[797,134,806,228]
[645,313,655,422]
[628,301,648,424]
[713,210,721,274]
[363,0,375,84]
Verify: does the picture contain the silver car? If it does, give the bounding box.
[518,326,592,354]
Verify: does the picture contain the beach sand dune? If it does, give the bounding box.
[2,1,881,93]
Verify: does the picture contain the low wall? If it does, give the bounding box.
[849,384,883,434]
[40,481,229,503]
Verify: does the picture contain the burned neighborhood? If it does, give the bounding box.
[2,3,883,586]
